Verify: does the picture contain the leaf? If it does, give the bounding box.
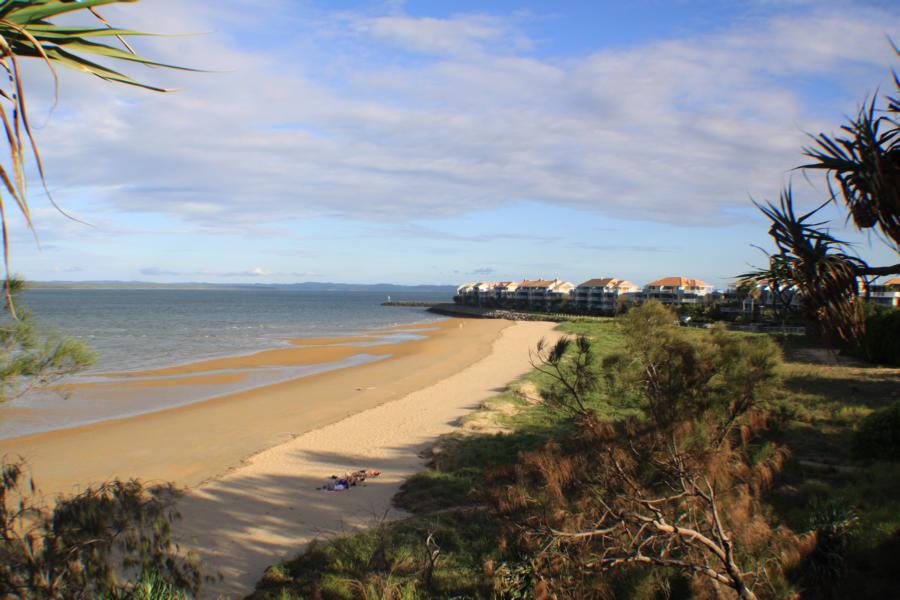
[41,44,170,90]
[2,0,135,24]
[21,24,151,39]
[51,37,199,72]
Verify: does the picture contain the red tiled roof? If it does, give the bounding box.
[579,277,615,287]
[519,279,556,287]
[578,277,638,289]
[647,276,711,288]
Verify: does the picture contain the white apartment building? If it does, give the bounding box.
[492,281,520,303]
[455,281,499,305]
[514,278,576,310]
[573,278,641,313]
[644,277,715,305]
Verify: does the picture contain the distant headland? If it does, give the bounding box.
[25,281,458,293]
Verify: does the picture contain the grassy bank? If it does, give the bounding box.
[249,318,900,599]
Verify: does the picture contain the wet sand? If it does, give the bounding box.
[0,318,510,498]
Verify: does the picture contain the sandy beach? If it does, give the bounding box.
[179,319,560,598]
[0,315,559,597]
[0,318,508,496]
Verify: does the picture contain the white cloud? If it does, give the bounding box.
[15,0,900,237]
[363,15,509,56]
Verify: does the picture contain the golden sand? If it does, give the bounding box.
[180,320,561,597]
[0,318,509,497]
[289,335,389,346]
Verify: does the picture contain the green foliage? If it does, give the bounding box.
[250,513,499,599]
[604,301,781,436]
[530,334,598,418]
[489,302,790,598]
[851,399,900,461]
[255,315,900,598]
[803,499,859,583]
[765,347,900,596]
[0,458,200,598]
[114,571,192,600]
[0,291,95,402]
[0,0,189,90]
[742,190,867,349]
[861,307,900,366]
[394,469,480,514]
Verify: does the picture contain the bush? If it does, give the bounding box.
[861,307,900,366]
[851,400,900,461]
[0,459,200,598]
[489,303,793,598]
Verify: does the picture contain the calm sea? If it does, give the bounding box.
[19,288,450,373]
[0,288,450,438]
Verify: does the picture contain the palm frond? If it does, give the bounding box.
[742,187,867,349]
[800,45,900,250]
[0,0,187,314]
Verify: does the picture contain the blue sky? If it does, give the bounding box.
[9,0,900,288]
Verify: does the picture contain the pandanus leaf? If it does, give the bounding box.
[0,0,186,313]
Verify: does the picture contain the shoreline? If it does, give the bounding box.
[177,319,561,598]
[0,318,445,441]
[0,317,512,499]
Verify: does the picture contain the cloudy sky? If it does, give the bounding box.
[9,0,900,287]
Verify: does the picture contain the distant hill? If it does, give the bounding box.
[26,281,457,293]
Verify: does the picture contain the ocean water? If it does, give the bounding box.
[0,289,451,439]
[19,288,450,373]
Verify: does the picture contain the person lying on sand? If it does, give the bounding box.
[319,469,381,491]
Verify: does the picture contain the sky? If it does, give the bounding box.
[8,0,900,288]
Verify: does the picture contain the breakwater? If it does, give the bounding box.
[427,303,563,321]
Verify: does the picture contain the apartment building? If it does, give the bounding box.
[643,277,715,305]
[455,283,472,303]
[867,277,900,307]
[455,282,498,306]
[514,278,576,310]
[493,281,520,303]
[573,277,641,313]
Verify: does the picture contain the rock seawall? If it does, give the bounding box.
[428,303,558,321]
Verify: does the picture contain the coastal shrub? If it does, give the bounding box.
[250,512,498,599]
[801,499,859,583]
[861,308,900,366]
[394,469,479,513]
[0,459,200,598]
[117,571,193,600]
[0,279,94,403]
[851,400,900,461]
[489,302,795,599]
